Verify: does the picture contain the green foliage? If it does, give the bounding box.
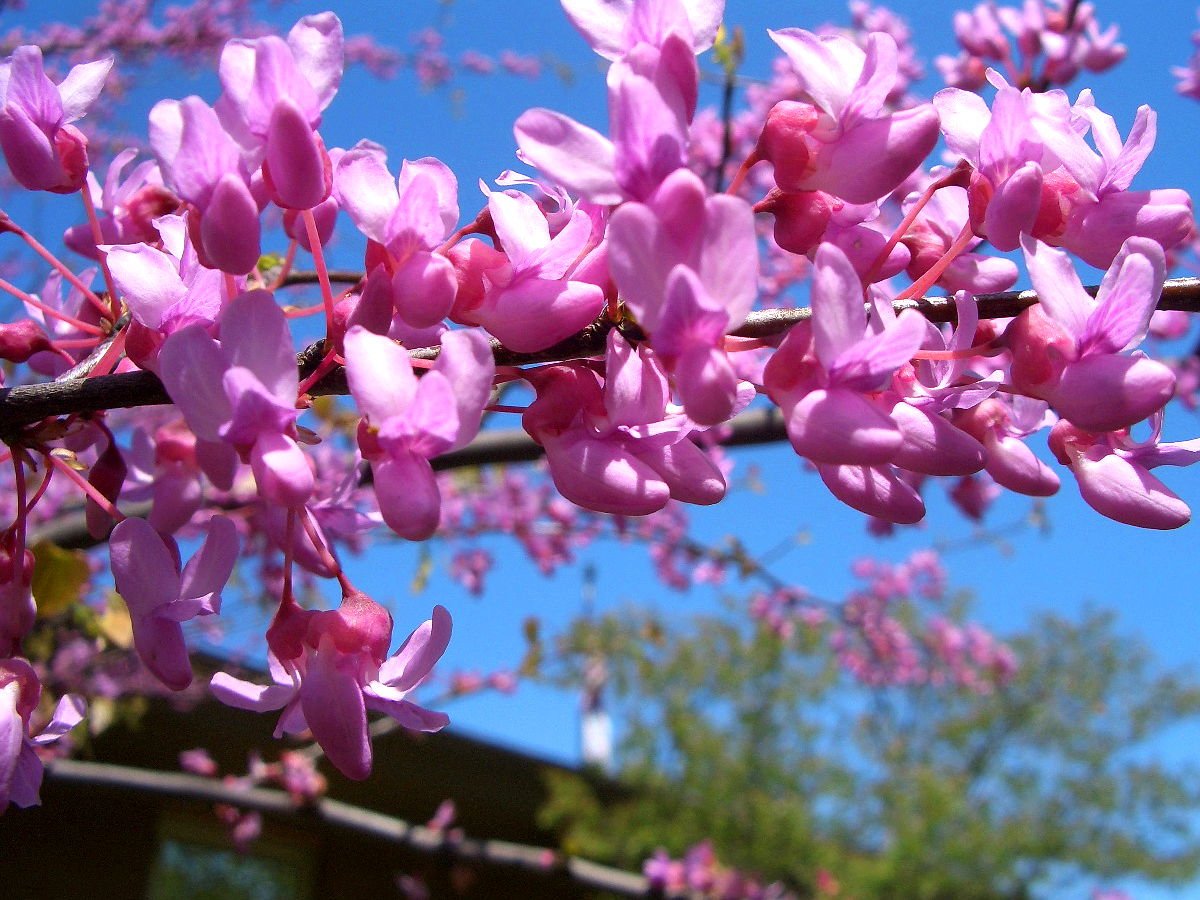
[540,602,1200,898]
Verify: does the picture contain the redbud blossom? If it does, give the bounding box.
[0,46,111,193]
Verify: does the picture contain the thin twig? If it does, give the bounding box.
[4,278,1199,436]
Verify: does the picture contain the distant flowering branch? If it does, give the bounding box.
[47,758,651,897]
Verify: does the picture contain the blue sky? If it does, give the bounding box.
[8,1,1200,896]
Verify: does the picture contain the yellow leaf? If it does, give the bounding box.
[31,540,90,618]
[98,592,133,649]
[410,547,433,595]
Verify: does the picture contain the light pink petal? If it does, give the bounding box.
[768,29,860,118]
[392,252,457,329]
[811,243,866,367]
[528,208,594,281]
[1052,354,1174,432]
[434,329,495,451]
[380,605,452,693]
[300,645,371,780]
[265,99,328,210]
[6,46,62,125]
[514,108,621,205]
[365,697,449,732]
[105,245,186,331]
[373,450,442,541]
[0,683,23,812]
[400,157,459,236]
[785,387,902,465]
[474,278,604,354]
[675,345,738,426]
[288,12,344,110]
[33,694,86,743]
[220,290,297,400]
[1020,236,1091,338]
[697,194,758,327]
[816,462,925,524]
[829,310,926,392]
[932,88,991,163]
[334,146,398,244]
[544,435,670,516]
[344,326,417,422]
[488,190,550,269]
[637,438,725,505]
[179,515,240,600]
[250,432,313,507]
[605,332,669,427]
[210,671,295,712]
[57,57,113,122]
[889,402,986,477]
[984,433,1061,496]
[200,174,262,275]
[1080,237,1165,355]
[132,615,193,691]
[812,105,940,204]
[1073,448,1190,530]
[607,201,670,331]
[390,165,450,252]
[562,0,723,58]
[384,370,459,457]
[7,743,46,808]
[1103,105,1155,194]
[1059,188,1192,270]
[983,162,1042,251]
[841,32,897,127]
[149,467,203,535]
[109,517,179,615]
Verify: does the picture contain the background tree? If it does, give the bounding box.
[542,576,1200,898]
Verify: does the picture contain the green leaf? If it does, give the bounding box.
[31,540,90,618]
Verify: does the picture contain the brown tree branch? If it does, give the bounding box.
[3,277,1199,437]
[47,758,649,897]
[27,408,788,550]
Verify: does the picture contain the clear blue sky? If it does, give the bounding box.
[8,2,1200,897]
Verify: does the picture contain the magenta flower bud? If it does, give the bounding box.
[755,101,818,191]
[758,188,835,256]
[0,319,51,363]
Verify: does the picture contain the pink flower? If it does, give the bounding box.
[159,290,313,506]
[523,331,728,516]
[1008,236,1174,432]
[149,96,261,274]
[64,149,178,259]
[110,515,239,690]
[0,46,112,193]
[345,326,493,540]
[0,659,85,814]
[454,188,605,351]
[215,13,344,210]
[211,598,451,781]
[1050,413,1200,530]
[560,0,724,61]
[758,29,940,204]
[335,148,460,329]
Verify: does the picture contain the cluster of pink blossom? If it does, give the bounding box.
[1174,12,1200,100]
[832,551,1016,689]
[0,0,1197,796]
[644,840,797,900]
[748,550,1016,691]
[935,0,1126,91]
